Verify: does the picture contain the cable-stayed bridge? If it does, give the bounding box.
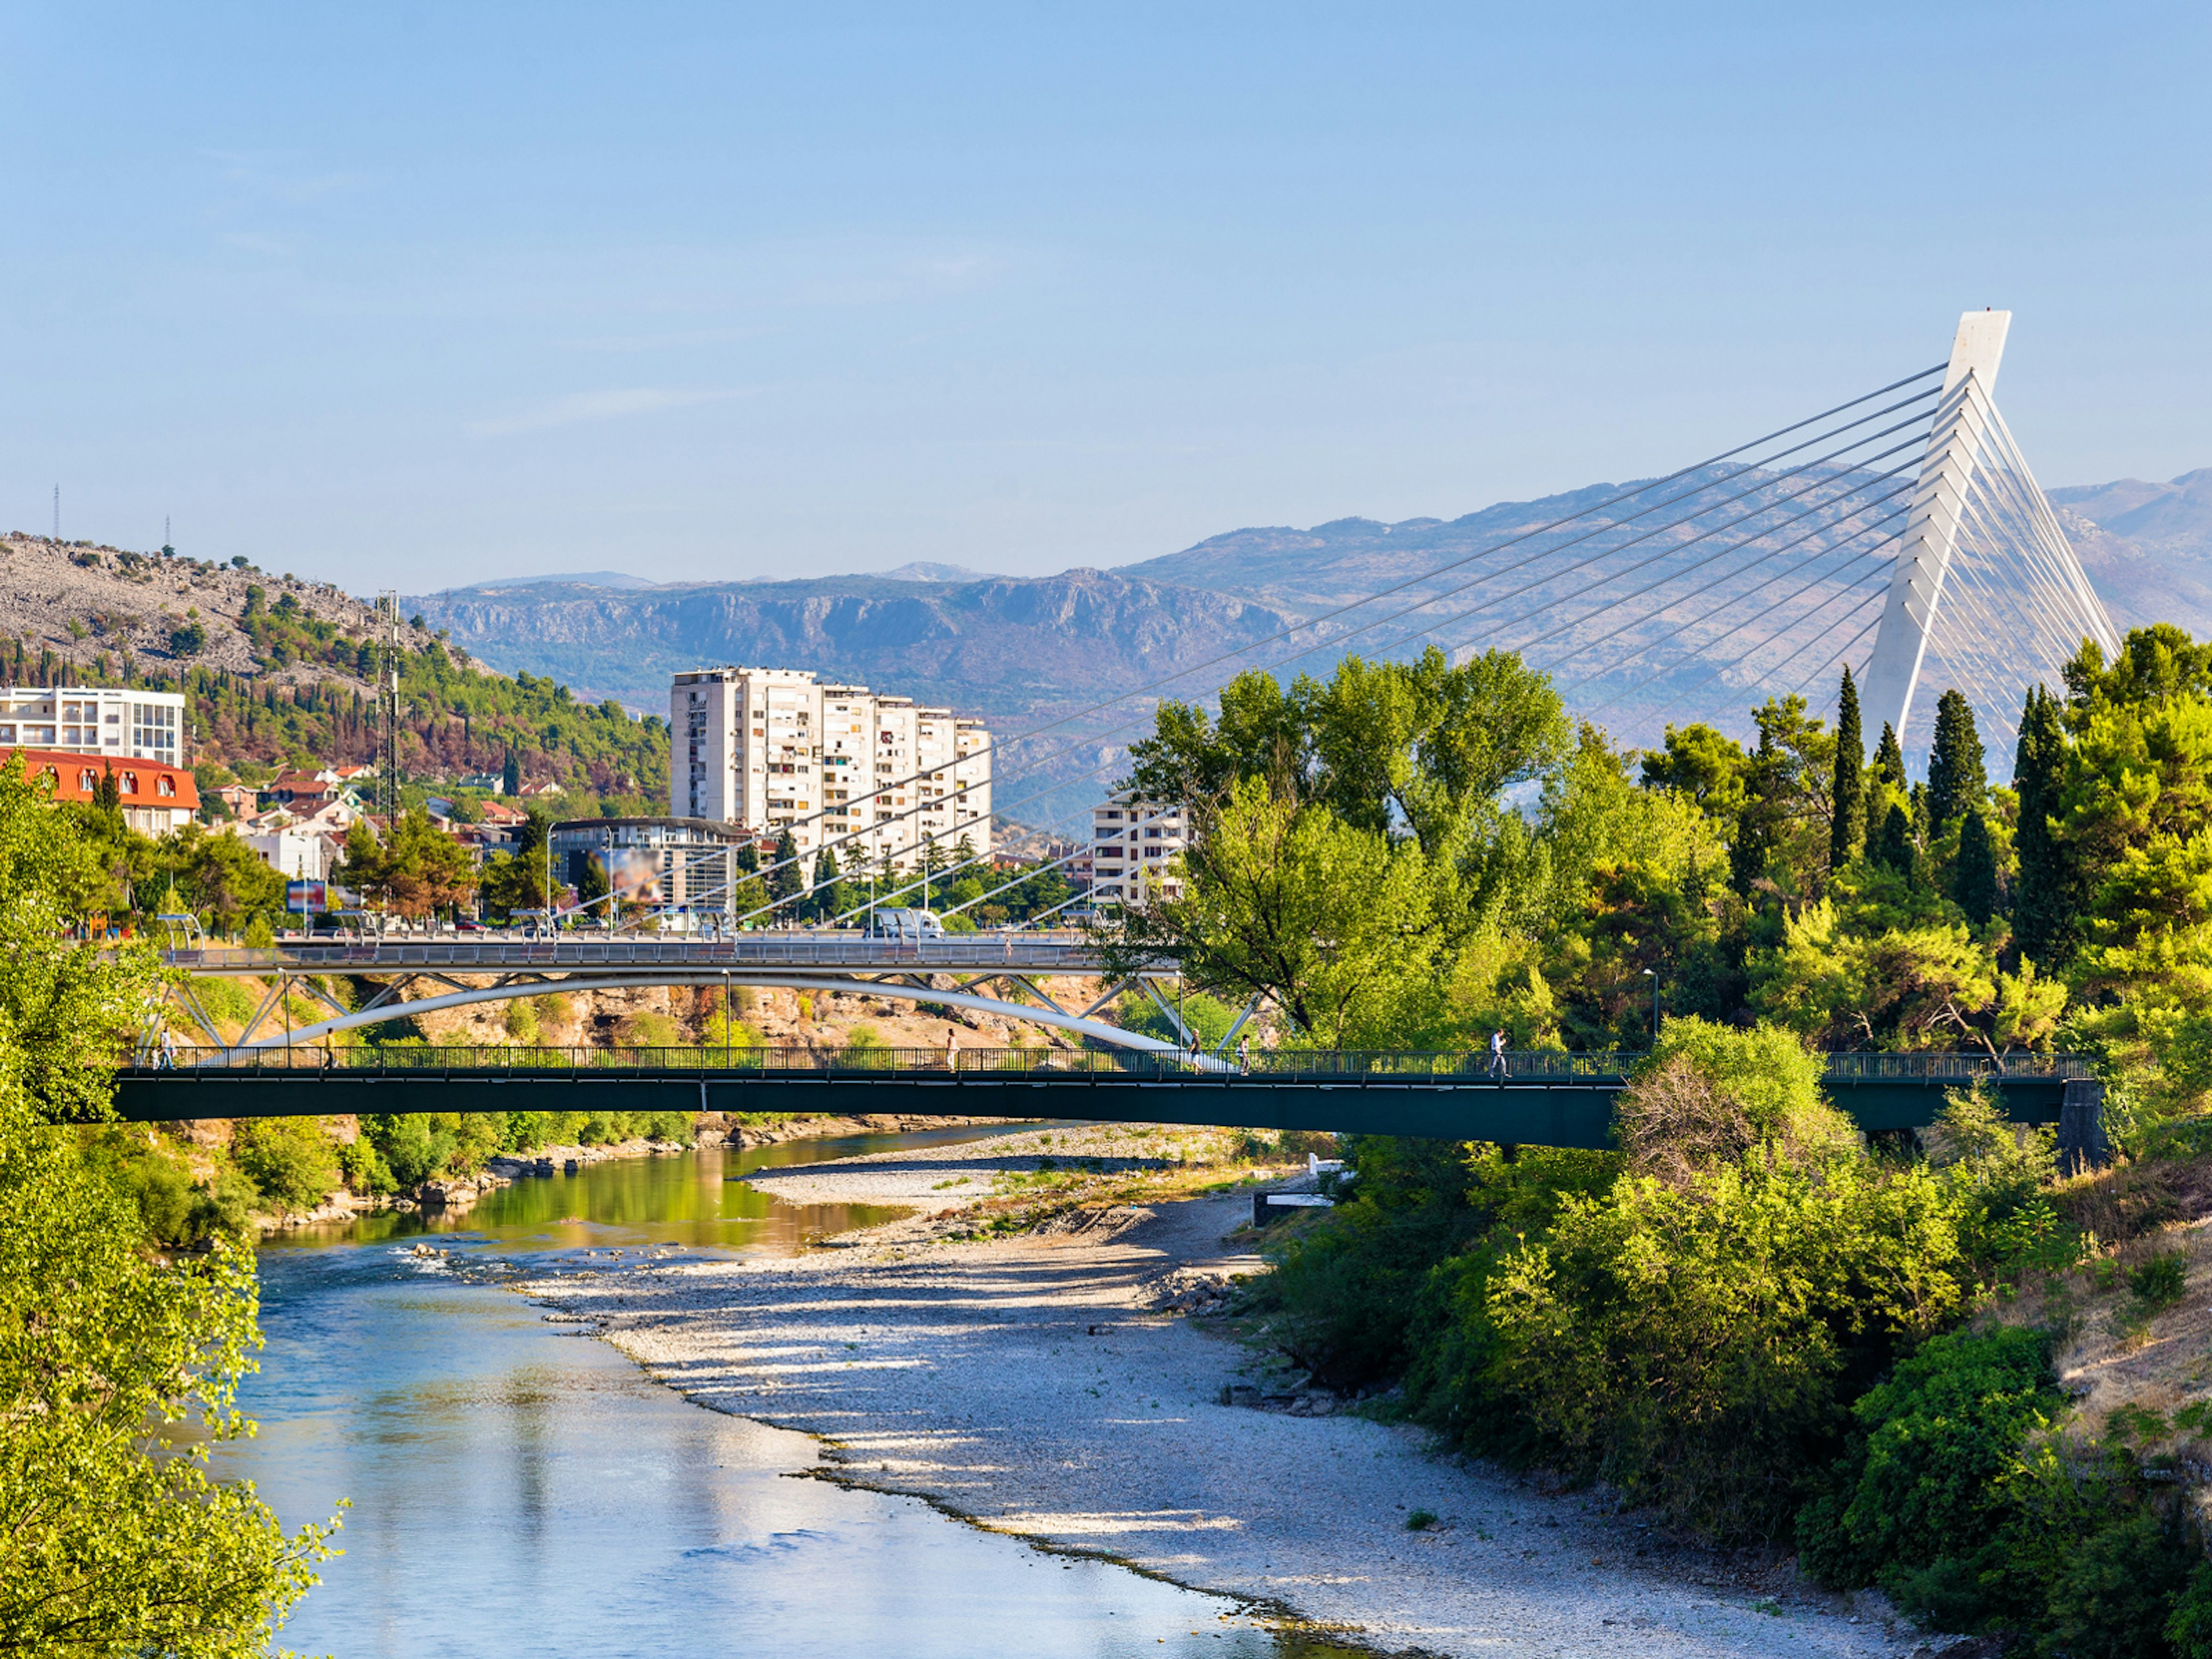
[977,308,2116,834]
[657,308,2119,944]
[143,310,2116,1108]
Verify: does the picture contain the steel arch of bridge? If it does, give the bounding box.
[147,937,1237,1064]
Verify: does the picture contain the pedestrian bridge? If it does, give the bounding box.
[116,1045,2094,1148]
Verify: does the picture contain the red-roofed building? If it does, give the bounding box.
[10,747,200,835]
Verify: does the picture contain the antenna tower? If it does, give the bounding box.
[52,486,59,542]
[377,590,404,823]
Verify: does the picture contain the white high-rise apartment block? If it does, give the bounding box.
[1089,796,1184,907]
[671,668,990,878]
[0,686,185,761]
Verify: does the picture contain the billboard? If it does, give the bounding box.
[286,880,327,914]
[594,848,662,905]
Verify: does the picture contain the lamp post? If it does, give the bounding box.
[1641,968,1660,1046]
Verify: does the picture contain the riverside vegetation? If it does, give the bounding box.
[0,757,336,1655]
[1112,627,2212,1656]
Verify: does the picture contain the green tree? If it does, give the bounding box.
[1925,688,1987,830]
[0,756,335,1651]
[1955,809,1999,929]
[1729,696,1835,900]
[2012,683,2077,968]
[1830,665,1866,872]
[1873,802,1915,885]
[1112,774,1457,1047]
[161,823,286,935]
[478,810,553,919]
[1641,723,1751,836]
[1872,721,1906,793]
[338,810,479,919]
[808,844,854,925]
[767,829,804,915]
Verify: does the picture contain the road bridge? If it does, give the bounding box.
[116,1046,2095,1149]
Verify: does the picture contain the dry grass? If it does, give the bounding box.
[1980,1154,2212,1486]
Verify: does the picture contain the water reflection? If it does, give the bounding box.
[267,1122,1036,1257]
[233,1130,1366,1659]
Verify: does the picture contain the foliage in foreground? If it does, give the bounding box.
[1252,1022,2212,1652]
[0,757,336,1655]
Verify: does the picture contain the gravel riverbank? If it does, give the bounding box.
[520,1127,1937,1658]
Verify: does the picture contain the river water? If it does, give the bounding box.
[230,1128,1354,1659]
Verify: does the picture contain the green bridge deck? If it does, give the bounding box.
[117,1047,2093,1148]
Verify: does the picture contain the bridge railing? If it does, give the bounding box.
[146,1045,2093,1082]
[152,933,1110,972]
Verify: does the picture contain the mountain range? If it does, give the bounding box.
[407,468,2212,820]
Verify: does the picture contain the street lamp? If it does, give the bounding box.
[1641,968,1659,1045]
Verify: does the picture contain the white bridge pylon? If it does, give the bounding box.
[1859,309,2121,759]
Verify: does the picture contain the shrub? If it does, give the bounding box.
[242,914,275,949]
[336,1136,395,1195]
[503,1001,539,1043]
[1797,1327,2062,1597]
[2130,1252,2188,1313]
[1479,1154,1976,1540]
[230,1117,340,1214]
[195,978,259,1027]
[2037,1507,2198,1659]
[360,1114,455,1189]
[624,1010,681,1048]
[1616,1016,1853,1174]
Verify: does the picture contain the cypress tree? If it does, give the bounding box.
[1830,665,1866,869]
[1874,802,1915,886]
[1872,721,1907,793]
[1926,688,1987,828]
[1956,809,1998,928]
[810,844,845,925]
[2013,685,2078,965]
[767,828,805,909]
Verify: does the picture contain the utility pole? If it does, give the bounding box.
[52,486,59,541]
[377,590,403,827]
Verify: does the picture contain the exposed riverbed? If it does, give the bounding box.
[227,1128,1362,1658]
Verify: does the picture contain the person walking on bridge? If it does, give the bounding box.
[1488,1027,1509,1081]
[945,1026,961,1074]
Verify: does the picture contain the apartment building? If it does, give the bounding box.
[1088,796,1185,908]
[0,686,187,763]
[670,667,991,878]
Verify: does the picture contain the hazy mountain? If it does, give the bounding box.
[411,465,2212,819]
[876,561,1006,583]
[460,569,660,592]
[2048,469,2212,556]
[2046,469,2212,638]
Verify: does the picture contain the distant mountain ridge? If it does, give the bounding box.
[408,464,2212,817]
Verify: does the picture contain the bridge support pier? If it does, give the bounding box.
[2058,1077,2111,1177]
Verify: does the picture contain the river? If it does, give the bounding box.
[229,1127,1359,1658]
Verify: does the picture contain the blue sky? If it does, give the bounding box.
[4,3,2207,591]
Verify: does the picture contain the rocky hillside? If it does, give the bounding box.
[408,566,1305,721]
[0,532,458,685]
